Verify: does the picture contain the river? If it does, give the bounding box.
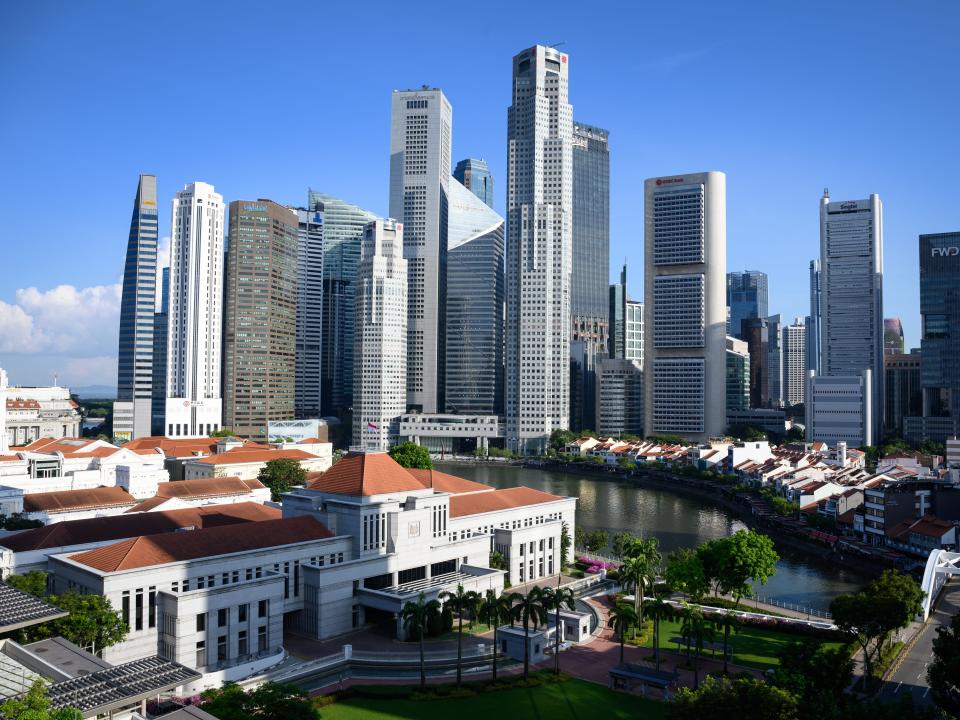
[437,462,866,613]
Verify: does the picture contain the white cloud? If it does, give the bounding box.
[0,300,47,352]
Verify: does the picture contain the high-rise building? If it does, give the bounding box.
[817,191,884,441]
[571,122,610,355]
[569,341,596,432]
[353,219,407,451]
[505,45,573,454]
[453,158,493,208]
[883,318,905,355]
[726,336,750,413]
[308,191,378,420]
[151,267,169,435]
[807,259,822,375]
[767,313,783,408]
[595,358,643,438]
[806,370,873,447]
[626,300,643,363]
[390,88,452,414]
[223,200,299,440]
[445,177,504,415]
[905,232,960,442]
[609,262,627,359]
[885,351,922,437]
[113,174,158,441]
[742,317,769,409]
[644,171,727,442]
[726,271,768,339]
[782,318,807,407]
[165,182,225,438]
[296,208,324,419]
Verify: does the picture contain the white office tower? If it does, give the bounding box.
[296,208,324,419]
[626,300,644,363]
[806,369,873,447]
[165,182,225,437]
[353,219,407,452]
[813,191,884,445]
[505,45,574,454]
[389,88,451,414]
[644,172,727,442]
[782,318,807,407]
[0,367,7,453]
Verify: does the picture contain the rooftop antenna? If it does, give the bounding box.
[823,187,829,198]
[53,372,58,387]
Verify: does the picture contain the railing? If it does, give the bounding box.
[742,593,832,619]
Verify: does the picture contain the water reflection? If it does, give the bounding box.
[438,463,865,610]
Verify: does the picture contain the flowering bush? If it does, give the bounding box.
[577,556,617,574]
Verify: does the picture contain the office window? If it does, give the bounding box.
[258,599,268,618]
[148,587,156,628]
[258,625,268,652]
[238,603,248,623]
[218,608,228,627]
[121,592,130,627]
[196,613,206,632]
[238,630,248,657]
[135,589,143,631]
[195,640,206,668]
[245,569,253,581]
[217,635,227,663]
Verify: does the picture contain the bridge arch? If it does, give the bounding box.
[921,549,960,620]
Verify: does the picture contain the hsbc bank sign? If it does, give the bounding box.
[932,246,960,257]
[655,177,685,186]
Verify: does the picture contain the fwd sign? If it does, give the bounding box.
[932,246,960,257]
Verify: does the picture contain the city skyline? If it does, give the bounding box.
[1,2,958,387]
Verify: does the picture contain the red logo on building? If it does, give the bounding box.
[561,55,567,63]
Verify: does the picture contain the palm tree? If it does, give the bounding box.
[680,607,715,689]
[608,602,637,664]
[715,610,740,674]
[619,555,646,639]
[645,591,675,671]
[478,589,518,683]
[542,584,576,674]
[401,592,442,690]
[439,584,479,687]
[511,587,548,679]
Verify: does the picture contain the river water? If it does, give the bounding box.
[437,462,865,612]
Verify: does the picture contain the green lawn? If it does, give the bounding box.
[317,679,665,720]
[642,619,846,670]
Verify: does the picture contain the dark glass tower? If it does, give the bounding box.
[150,267,169,435]
[453,158,494,208]
[920,233,960,421]
[113,174,158,440]
[726,270,768,340]
[807,259,822,374]
[609,262,627,359]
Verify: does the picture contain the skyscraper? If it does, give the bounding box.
[308,191,377,420]
[644,171,727,442]
[885,351,922,437]
[113,174,158,441]
[390,88,452,414]
[742,317,769,408]
[767,313,783,407]
[505,45,573,454]
[883,318,905,355]
[353,219,407,451]
[807,259,822,375]
[165,182,225,438]
[445,177,504,415]
[782,318,807,407]
[453,158,493,208]
[626,300,643,363]
[609,262,627,359]
[817,191,884,441]
[223,200,299,440]
[726,271,768,339]
[296,208,324,419]
[905,231,960,441]
[150,267,169,435]
[726,336,750,412]
[595,358,643,438]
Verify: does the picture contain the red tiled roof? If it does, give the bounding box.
[190,448,316,465]
[14,438,102,454]
[405,468,492,495]
[297,437,322,444]
[449,486,566,518]
[909,516,954,539]
[0,455,24,462]
[6,399,41,410]
[23,486,136,514]
[67,515,332,572]
[124,478,267,512]
[307,453,425,496]
[0,503,279,552]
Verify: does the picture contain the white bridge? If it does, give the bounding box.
[921,549,960,620]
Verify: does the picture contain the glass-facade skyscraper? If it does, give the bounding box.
[609,262,627,359]
[151,267,169,435]
[295,208,324,419]
[445,177,505,414]
[113,174,158,441]
[807,259,822,375]
[308,191,377,420]
[726,270,768,340]
[453,158,493,208]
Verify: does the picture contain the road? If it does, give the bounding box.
[878,579,960,706]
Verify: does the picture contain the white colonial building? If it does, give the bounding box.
[4,384,82,448]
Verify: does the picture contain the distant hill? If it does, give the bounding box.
[71,385,117,399]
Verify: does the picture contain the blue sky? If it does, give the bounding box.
[0,0,957,388]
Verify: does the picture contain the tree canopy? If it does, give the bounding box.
[200,682,315,720]
[0,679,81,720]
[257,457,307,501]
[389,441,433,469]
[929,612,960,715]
[668,676,798,720]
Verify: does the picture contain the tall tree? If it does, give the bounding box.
[560,522,572,569]
[622,537,662,630]
[401,592,442,690]
[388,441,432,469]
[608,602,637,664]
[680,606,715,688]
[542,584,576,674]
[867,570,925,656]
[928,612,960,715]
[665,547,708,602]
[646,590,675,671]
[510,587,548,679]
[715,610,740,675]
[438,584,478,687]
[829,591,884,689]
[5,570,48,597]
[478,589,518,683]
[710,530,779,607]
[257,457,306,501]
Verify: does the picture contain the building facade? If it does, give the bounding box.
[626,300,643,363]
[818,191,884,439]
[453,158,493,208]
[595,359,643,438]
[806,370,874,447]
[609,262,627,359]
[165,182,225,438]
[767,313,784,408]
[113,174,159,441]
[782,318,807,407]
[807,259,822,375]
[445,178,504,415]
[726,271,768,340]
[505,45,574,454]
[151,267,169,436]
[726,336,750,413]
[644,172,727,442]
[389,88,452,415]
[223,200,299,440]
[308,192,378,420]
[353,220,407,451]
[884,318,905,355]
[295,209,324,419]
[885,351,922,437]
[5,385,81,447]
